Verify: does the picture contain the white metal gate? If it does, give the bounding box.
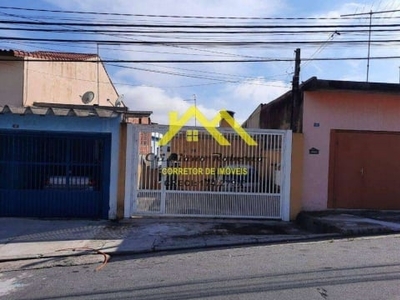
[124,124,292,220]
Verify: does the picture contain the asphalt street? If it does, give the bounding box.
[2,234,400,299]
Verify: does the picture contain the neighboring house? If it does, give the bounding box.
[243,76,400,216]
[0,104,123,219]
[0,49,152,219]
[0,49,118,107]
[0,49,152,124]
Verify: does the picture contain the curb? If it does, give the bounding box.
[0,233,340,263]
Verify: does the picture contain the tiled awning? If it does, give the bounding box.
[0,105,120,118]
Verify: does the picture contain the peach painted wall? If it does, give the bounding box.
[290,133,303,220]
[0,61,24,106]
[23,58,118,107]
[302,90,400,211]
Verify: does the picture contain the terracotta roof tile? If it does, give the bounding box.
[0,105,120,118]
[1,49,97,61]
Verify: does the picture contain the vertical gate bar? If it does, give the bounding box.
[259,133,263,194]
[27,135,30,190]
[78,137,81,188]
[258,133,262,194]
[24,135,27,190]
[83,137,86,188]
[254,132,258,194]
[34,136,37,190]
[268,133,271,195]
[263,133,267,194]
[146,129,150,191]
[275,133,279,193]
[57,137,60,186]
[11,135,15,190]
[146,129,150,190]
[143,129,147,191]
[268,133,272,195]
[38,136,41,190]
[13,134,17,190]
[75,137,78,188]
[237,126,242,212]
[160,127,166,214]
[50,137,53,189]
[274,133,277,194]
[31,135,34,190]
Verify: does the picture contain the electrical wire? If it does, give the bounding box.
[2,36,400,46]
[3,26,400,35]
[1,55,399,63]
[3,20,400,28]
[1,5,391,21]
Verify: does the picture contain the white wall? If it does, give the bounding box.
[0,57,119,107]
[24,58,118,106]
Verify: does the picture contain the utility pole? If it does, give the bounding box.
[291,48,301,132]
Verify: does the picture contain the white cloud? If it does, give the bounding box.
[120,85,219,125]
[230,78,289,103]
[118,78,288,126]
[47,0,285,16]
[219,78,289,122]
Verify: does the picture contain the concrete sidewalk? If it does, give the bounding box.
[2,210,400,262]
[297,210,400,236]
[0,217,332,262]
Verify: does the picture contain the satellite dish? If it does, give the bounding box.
[81,91,95,104]
[115,95,124,107]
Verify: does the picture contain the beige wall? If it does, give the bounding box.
[242,104,262,128]
[302,90,400,211]
[0,60,24,106]
[23,58,118,106]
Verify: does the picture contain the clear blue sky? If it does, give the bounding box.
[1,0,399,124]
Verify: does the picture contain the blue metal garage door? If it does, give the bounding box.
[0,130,111,219]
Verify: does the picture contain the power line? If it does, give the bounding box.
[2,55,400,63]
[3,26,400,35]
[2,20,400,28]
[2,36,400,45]
[107,63,288,86]
[0,6,385,20]
[341,8,400,16]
